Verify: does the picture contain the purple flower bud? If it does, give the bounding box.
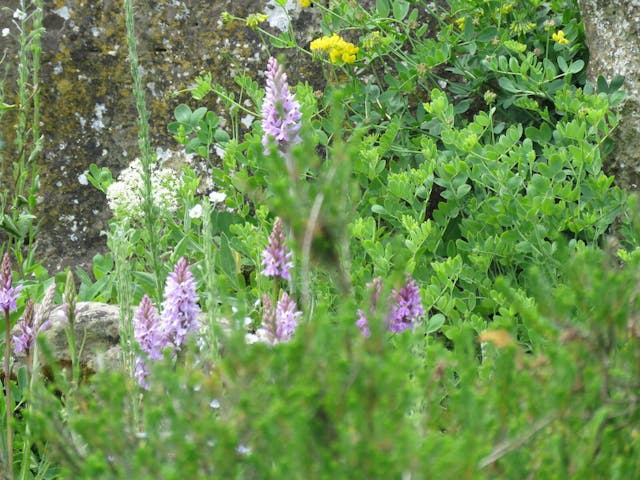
[386,277,424,333]
[356,309,371,338]
[12,299,35,355]
[135,357,151,390]
[261,57,302,152]
[261,292,301,344]
[36,283,57,333]
[367,277,383,310]
[13,284,56,357]
[0,253,21,313]
[261,217,293,281]
[274,292,301,343]
[161,258,200,351]
[355,277,382,337]
[134,295,165,361]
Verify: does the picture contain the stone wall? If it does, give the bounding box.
[0,0,321,273]
[4,0,638,273]
[578,0,640,190]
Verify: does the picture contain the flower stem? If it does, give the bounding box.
[3,308,13,480]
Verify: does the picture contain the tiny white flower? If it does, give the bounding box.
[245,328,270,345]
[13,9,26,20]
[105,158,183,221]
[209,191,226,204]
[236,444,251,456]
[1,28,10,37]
[189,204,203,219]
[209,399,220,409]
[245,332,259,345]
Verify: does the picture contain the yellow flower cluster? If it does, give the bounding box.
[552,30,569,44]
[310,34,359,64]
[510,20,536,35]
[245,13,267,30]
[499,3,514,15]
[300,0,311,6]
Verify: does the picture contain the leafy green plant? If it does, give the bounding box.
[12,0,640,478]
[0,0,45,279]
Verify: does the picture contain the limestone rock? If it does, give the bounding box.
[578,0,640,190]
[13,301,232,376]
[27,302,122,375]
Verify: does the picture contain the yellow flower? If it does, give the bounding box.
[362,31,381,50]
[310,34,359,64]
[455,17,466,31]
[503,39,526,53]
[510,20,536,35]
[300,0,311,6]
[245,13,267,30]
[552,30,569,44]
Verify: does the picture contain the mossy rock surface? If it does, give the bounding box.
[578,0,640,190]
[1,0,324,272]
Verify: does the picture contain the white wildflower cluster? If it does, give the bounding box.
[208,191,226,204]
[106,159,182,221]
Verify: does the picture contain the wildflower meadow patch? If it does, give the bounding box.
[0,0,639,478]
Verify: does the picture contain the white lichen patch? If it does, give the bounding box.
[166,0,190,21]
[75,113,86,129]
[59,214,79,241]
[240,114,255,129]
[91,103,106,131]
[53,6,71,21]
[78,170,89,186]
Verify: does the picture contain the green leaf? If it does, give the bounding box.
[371,204,387,215]
[567,59,584,74]
[191,107,208,123]
[525,123,552,144]
[0,215,21,238]
[376,0,390,17]
[79,275,111,302]
[477,27,498,42]
[557,56,568,73]
[425,313,445,334]
[597,75,608,93]
[609,75,624,92]
[174,104,192,124]
[214,129,230,143]
[132,271,158,294]
[392,0,410,20]
[498,77,519,93]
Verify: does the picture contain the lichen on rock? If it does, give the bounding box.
[1,0,325,273]
[578,0,640,190]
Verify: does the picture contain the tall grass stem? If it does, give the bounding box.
[123,0,163,300]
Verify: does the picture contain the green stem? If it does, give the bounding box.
[124,0,163,301]
[3,309,13,480]
[202,203,219,360]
